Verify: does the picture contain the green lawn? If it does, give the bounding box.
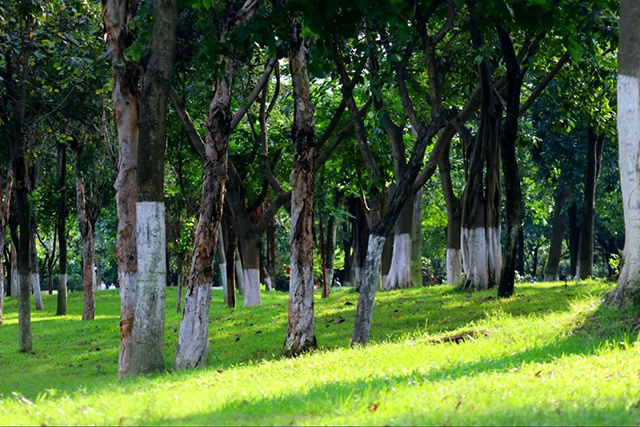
[0,280,638,425]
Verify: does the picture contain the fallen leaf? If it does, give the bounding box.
[216,369,223,374]
[369,403,379,412]
[535,370,542,377]
[344,301,354,306]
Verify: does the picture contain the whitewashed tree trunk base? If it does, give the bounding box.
[461,227,490,290]
[487,226,502,285]
[128,202,166,375]
[606,74,640,308]
[243,268,261,306]
[383,233,411,290]
[220,262,228,304]
[32,273,44,310]
[175,284,211,369]
[446,248,463,286]
[118,271,136,378]
[235,249,244,295]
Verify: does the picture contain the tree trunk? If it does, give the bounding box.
[235,247,244,295]
[342,221,352,287]
[410,188,423,287]
[461,13,503,291]
[324,192,341,290]
[267,219,276,290]
[578,126,605,279]
[10,240,18,299]
[440,153,462,286]
[75,177,96,320]
[384,196,413,290]
[223,210,236,308]
[517,228,525,274]
[283,23,318,356]
[129,0,176,375]
[30,226,44,310]
[0,175,11,324]
[544,187,569,281]
[568,201,580,277]
[216,226,228,304]
[606,0,640,307]
[497,27,523,299]
[239,233,262,306]
[176,251,184,313]
[381,230,394,288]
[103,0,141,379]
[57,142,68,315]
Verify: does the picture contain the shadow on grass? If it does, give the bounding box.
[153,301,639,425]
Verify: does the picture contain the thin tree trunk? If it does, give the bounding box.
[216,226,228,304]
[324,192,341,291]
[283,21,318,356]
[235,247,244,295]
[10,240,18,299]
[176,251,184,313]
[57,142,68,315]
[223,209,237,308]
[239,233,262,306]
[342,221,351,286]
[384,196,413,290]
[129,0,176,375]
[440,153,462,286]
[30,225,44,310]
[75,177,96,320]
[578,126,605,279]
[606,0,640,307]
[267,219,276,290]
[544,187,570,281]
[103,0,141,379]
[568,201,580,277]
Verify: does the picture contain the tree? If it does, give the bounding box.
[0,172,12,324]
[605,0,640,308]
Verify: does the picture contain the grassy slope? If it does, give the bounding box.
[0,281,638,425]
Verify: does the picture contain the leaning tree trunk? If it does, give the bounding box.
[103,0,141,379]
[606,0,640,308]
[544,187,569,281]
[128,0,176,375]
[29,225,44,310]
[578,126,605,280]
[76,177,96,320]
[410,188,423,287]
[283,23,318,356]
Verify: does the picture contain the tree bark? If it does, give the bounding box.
[544,186,570,281]
[440,151,462,286]
[175,0,260,370]
[56,142,68,314]
[75,176,96,320]
[325,192,342,291]
[129,0,176,375]
[102,0,141,379]
[176,251,184,313]
[283,21,318,356]
[384,197,414,290]
[497,26,524,299]
[577,126,605,279]
[606,0,640,307]
[10,240,18,300]
[216,226,228,304]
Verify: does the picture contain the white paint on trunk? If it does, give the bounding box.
[461,227,490,290]
[243,268,261,306]
[486,226,502,285]
[609,74,640,306]
[219,262,228,304]
[383,233,411,290]
[235,249,244,295]
[265,275,272,291]
[175,282,212,369]
[128,202,166,374]
[446,248,463,286]
[118,271,136,378]
[32,273,44,310]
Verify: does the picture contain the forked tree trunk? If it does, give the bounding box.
[606,0,640,308]
[283,22,318,356]
[578,126,605,279]
[103,0,141,379]
[410,188,423,287]
[129,0,176,375]
[544,186,569,281]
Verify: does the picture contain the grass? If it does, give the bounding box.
[0,280,638,425]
